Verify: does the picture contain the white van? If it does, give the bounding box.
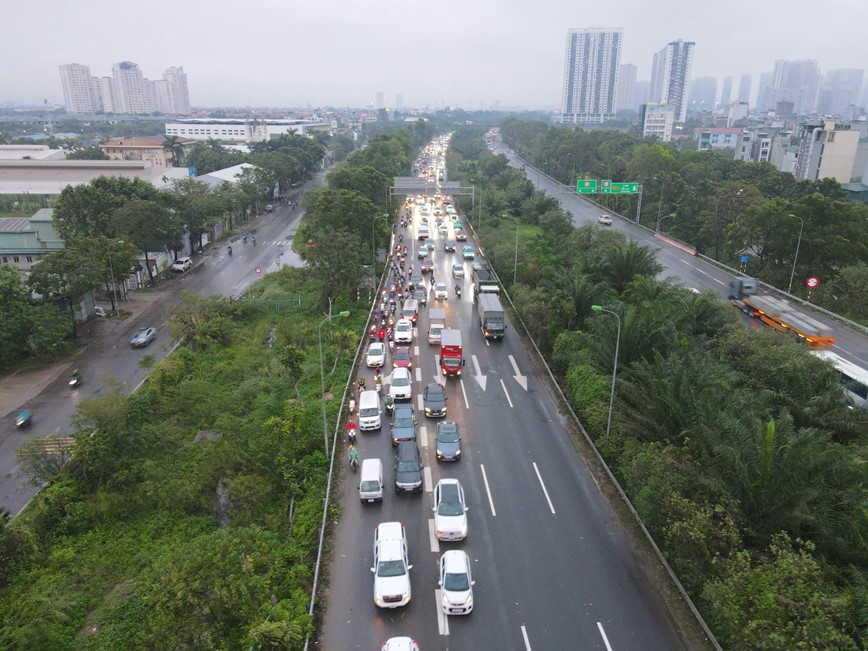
[401,299,418,324]
[358,390,382,431]
[359,458,384,502]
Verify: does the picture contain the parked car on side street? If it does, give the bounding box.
[171,257,193,272]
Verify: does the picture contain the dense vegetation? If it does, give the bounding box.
[0,126,428,648]
[500,118,868,323]
[449,125,867,649]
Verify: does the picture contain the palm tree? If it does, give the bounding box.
[163,135,185,167]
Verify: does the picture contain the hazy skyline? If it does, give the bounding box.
[2,0,866,110]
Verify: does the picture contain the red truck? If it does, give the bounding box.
[440,329,464,378]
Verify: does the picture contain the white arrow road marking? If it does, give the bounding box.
[436,590,450,635]
[420,425,428,448]
[521,625,532,650]
[471,354,487,391]
[509,354,528,391]
[500,378,513,408]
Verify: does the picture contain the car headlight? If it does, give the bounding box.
[442,592,450,606]
[425,408,432,414]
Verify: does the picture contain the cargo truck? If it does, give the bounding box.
[440,329,464,377]
[472,266,500,295]
[477,293,506,340]
[729,276,835,349]
[428,308,446,344]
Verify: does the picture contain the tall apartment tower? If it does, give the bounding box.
[817,69,864,116]
[649,39,695,123]
[59,63,97,114]
[617,63,638,111]
[766,59,821,115]
[689,77,718,111]
[738,73,752,106]
[558,28,622,124]
[395,93,403,110]
[719,76,733,108]
[112,61,151,114]
[161,66,190,114]
[376,91,384,109]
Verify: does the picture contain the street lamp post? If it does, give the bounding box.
[787,213,805,295]
[318,309,350,458]
[502,213,518,286]
[591,305,621,440]
[655,212,675,234]
[652,176,665,226]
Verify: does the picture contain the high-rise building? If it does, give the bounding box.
[649,39,695,123]
[395,93,403,110]
[59,63,97,114]
[719,76,733,108]
[634,80,650,107]
[794,120,860,182]
[817,69,864,116]
[376,91,384,109]
[59,61,190,115]
[639,103,675,140]
[738,73,752,106]
[689,77,717,112]
[763,60,821,115]
[617,63,637,111]
[558,28,622,124]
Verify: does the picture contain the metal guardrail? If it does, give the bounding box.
[466,198,722,650]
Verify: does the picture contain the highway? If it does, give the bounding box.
[494,144,868,367]
[320,189,686,649]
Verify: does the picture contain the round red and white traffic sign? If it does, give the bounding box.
[255,266,262,275]
[805,276,819,288]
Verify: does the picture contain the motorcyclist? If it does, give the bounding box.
[357,377,367,393]
[252,235,257,245]
[346,420,357,443]
[348,444,359,468]
[455,284,462,296]
[384,393,395,413]
[228,246,233,256]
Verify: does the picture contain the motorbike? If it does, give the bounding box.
[348,391,356,414]
[455,285,462,298]
[15,410,32,429]
[228,246,233,256]
[346,422,357,445]
[350,456,359,473]
[69,371,82,388]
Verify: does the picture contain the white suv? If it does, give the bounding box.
[171,257,193,272]
[433,478,468,541]
[371,522,412,609]
[394,318,413,344]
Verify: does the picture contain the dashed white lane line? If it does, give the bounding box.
[597,622,613,651]
[428,519,440,553]
[423,466,433,493]
[480,464,497,517]
[533,462,556,514]
[500,378,514,408]
[414,345,420,357]
[521,624,532,650]
[420,425,428,448]
[460,378,469,409]
[436,590,450,635]
[415,367,422,382]
[417,394,424,411]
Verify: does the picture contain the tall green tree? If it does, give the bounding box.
[112,200,183,282]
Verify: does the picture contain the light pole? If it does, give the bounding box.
[787,213,805,295]
[655,212,675,234]
[501,213,518,286]
[107,239,125,317]
[591,305,621,440]
[652,176,665,226]
[318,309,350,458]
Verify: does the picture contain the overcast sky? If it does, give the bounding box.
[2,0,866,110]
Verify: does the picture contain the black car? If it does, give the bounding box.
[413,287,427,305]
[391,405,417,446]
[423,383,447,418]
[408,273,423,291]
[435,421,461,461]
[395,442,423,493]
[444,240,456,253]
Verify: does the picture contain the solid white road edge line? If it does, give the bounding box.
[533,462,556,514]
[597,622,614,651]
[480,464,497,517]
[500,378,514,408]
[521,624,532,650]
[436,589,450,635]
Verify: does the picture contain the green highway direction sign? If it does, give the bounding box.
[576,179,597,194]
[600,181,639,194]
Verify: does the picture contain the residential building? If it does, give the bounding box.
[719,75,733,108]
[756,71,775,112]
[376,91,384,110]
[59,63,97,114]
[694,127,741,151]
[634,80,650,107]
[689,76,718,112]
[557,28,623,124]
[112,61,152,114]
[760,60,821,115]
[0,209,66,272]
[395,93,403,110]
[727,101,749,127]
[159,66,191,115]
[817,69,864,116]
[794,120,860,182]
[640,103,676,140]
[100,136,195,167]
[738,73,752,105]
[617,63,637,111]
[164,117,331,143]
[649,39,695,123]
